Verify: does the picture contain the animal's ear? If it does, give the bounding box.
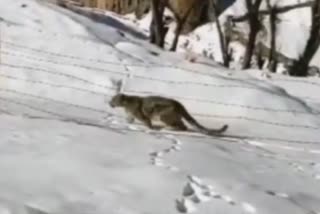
[110,78,123,93]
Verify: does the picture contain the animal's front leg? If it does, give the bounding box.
[134,111,159,130]
[126,115,135,124]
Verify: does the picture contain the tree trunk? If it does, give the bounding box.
[242,0,263,69]
[150,0,165,48]
[267,3,278,72]
[289,0,320,76]
[149,18,156,44]
[289,38,320,76]
[242,17,260,69]
[212,0,230,67]
[256,43,265,69]
[170,19,183,51]
[170,0,199,51]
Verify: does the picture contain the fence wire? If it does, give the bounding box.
[1,39,320,145]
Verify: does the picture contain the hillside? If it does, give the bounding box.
[0,0,319,214]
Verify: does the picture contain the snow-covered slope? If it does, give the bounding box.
[0,0,320,214]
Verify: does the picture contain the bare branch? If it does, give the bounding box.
[170,0,199,51]
[272,1,313,13]
[232,1,313,23]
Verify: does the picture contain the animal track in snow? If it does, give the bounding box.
[0,206,10,214]
[112,120,258,213]
[313,174,320,180]
[0,203,50,214]
[244,140,320,182]
[289,162,305,172]
[108,118,184,172]
[25,205,50,214]
[175,198,197,213]
[148,134,182,172]
[310,162,320,180]
[265,190,289,198]
[175,175,256,213]
[241,202,257,213]
[287,161,320,182]
[102,115,123,127]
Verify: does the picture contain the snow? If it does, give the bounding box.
[0,0,320,214]
[130,0,319,68]
[81,0,320,70]
[180,0,316,65]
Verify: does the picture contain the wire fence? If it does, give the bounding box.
[2,45,320,103]
[1,49,320,116]
[0,88,110,113]
[1,62,116,90]
[0,75,318,130]
[127,89,320,115]
[0,73,113,96]
[3,58,319,116]
[1,37,320,144]
[4,41,320,94]
[2,41,144,67]
[5,40,320,86]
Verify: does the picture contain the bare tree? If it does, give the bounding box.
[150,0,166,48]
[211,0,232,67]
[170,0,200,51]
[266,0,278,72]
[241,0,263,69]
[232,1,313,70]
[289,0,320,76]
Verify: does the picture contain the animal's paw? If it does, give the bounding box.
[126,116,135,124]
[151,125,164,131]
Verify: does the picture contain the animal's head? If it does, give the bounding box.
[109,93,126,108]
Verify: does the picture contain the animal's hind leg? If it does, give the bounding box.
[160,113,188,131]
[171,120,188,131]
[133,111,159,130]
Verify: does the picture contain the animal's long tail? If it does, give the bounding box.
[207,124,228,136]
[178,103,228,135]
